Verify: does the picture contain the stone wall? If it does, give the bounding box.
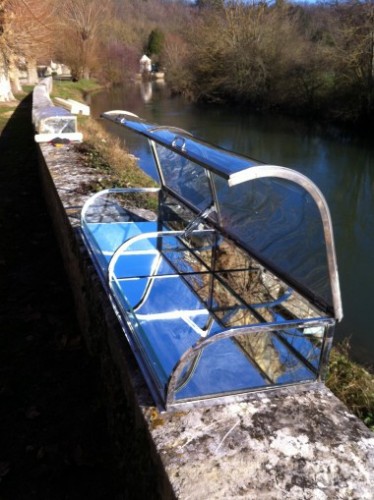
[36,135,374,500]
[37,144,175,499]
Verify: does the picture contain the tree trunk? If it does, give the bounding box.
[26,59,39,85]
[9,61,22,94]
[83,67,90,80]
[0,55,15,102]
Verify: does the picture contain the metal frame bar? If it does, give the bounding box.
[81,187,161,225]
[107,228,215,281]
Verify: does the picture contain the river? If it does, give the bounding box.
[89,81,374,366]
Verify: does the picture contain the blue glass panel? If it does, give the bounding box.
[81,188,331,408]
[115,267,212,391]
[213,174,332,308]
[176,339,267,399]
[84,221,159,273]
[175,328,316,401]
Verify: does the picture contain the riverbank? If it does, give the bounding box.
[328,342,374,430]
[1,81,372,434]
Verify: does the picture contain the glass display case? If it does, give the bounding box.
[81,110,343,411]
[34,106,77,135]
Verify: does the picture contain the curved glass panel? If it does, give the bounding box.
[150,129,257,178]
[172,323,325,403]
[81,189,160,275]
[106,228,327,404]
[213,174,332,309]
[40,116,77,134]
[155,144,213,210]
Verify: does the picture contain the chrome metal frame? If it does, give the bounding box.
[81,187,161,223]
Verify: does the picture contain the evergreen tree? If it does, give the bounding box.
[147,28,165,56]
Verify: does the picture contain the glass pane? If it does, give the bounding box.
[156,144,213,210]
[174,137,256,177]
[113,258,213,395]
[40,116,76,134]
[174,325,322,402]
[82,186,332,409]
[213,174,332,309]
[83,191,159,224]
[148,127,257,178]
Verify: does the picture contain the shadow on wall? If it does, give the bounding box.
[0,94,122,499]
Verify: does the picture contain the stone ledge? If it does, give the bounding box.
[37,141,374,500]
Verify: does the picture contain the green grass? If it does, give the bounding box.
[51,79,103,101]
[0,105,17,132]
[21,85,35,95]
[327,341,374,431]
[78,117,157,192]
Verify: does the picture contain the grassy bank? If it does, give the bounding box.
[327,341,374,431]
[0,102,18,131]
[1,81,373,433]
[51,79,103,101]
[77,117,155,189]
[52,79,155,192]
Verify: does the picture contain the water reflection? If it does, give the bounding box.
[90,82,374,364]
[139,81,153,103]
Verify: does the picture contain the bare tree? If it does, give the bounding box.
[163,32,193,96]
[0,0,56,101]
[0,0,15,101]
[55,0,112,80]
[7,0,56,88]
[328,0,374,119]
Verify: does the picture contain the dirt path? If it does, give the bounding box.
[0,95,121,499]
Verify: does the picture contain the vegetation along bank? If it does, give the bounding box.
[1,1,374,127]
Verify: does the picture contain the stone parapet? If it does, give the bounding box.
[37,140,374,500]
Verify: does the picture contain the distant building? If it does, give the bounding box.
[37,61,71,79]
[139,55,152,75]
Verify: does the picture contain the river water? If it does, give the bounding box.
[89,81,374,365]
